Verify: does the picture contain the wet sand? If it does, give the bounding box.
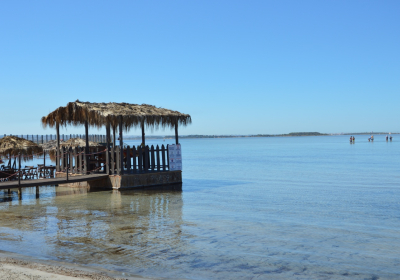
[0,251,152,280]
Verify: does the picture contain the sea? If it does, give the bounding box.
[0,135,399,279]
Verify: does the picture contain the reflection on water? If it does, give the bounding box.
[0,185,187,278]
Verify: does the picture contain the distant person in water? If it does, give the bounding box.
[390,136,393,141]
[352,136,355,141]
[350,136,353,143]
[368,137,371,142]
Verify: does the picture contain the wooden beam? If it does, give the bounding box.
[141,120,145,146]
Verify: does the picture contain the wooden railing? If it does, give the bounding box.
[56,144,170,175]
[2,134,107,144]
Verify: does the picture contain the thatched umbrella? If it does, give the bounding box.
[60,138,102,149]
[0,136,43,168]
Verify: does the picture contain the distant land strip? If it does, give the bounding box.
[124,132,399,140]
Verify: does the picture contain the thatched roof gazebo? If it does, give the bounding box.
[0,136,43,169]
[41,100,191,174]
[0,136,42,157]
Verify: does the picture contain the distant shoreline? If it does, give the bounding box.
[124,132,399,140]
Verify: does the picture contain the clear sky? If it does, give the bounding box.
[0,0,399,136]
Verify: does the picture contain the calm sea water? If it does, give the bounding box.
[0,135,399,279]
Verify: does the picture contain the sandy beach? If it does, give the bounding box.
[0,251,151,280]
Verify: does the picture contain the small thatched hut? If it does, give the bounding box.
[0,136,43,157]
[41,100,191,173]
[41,100,191,130]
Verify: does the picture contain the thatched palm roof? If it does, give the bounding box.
[0,136,43,156]
[41,100,192,130]
[40,138,101,151]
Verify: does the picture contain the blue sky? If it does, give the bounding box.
[0,0,399,135]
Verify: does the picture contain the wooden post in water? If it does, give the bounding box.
[56,123,60,171]
[36,186,39,198]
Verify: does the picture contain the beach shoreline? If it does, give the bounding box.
[0,250,154,280]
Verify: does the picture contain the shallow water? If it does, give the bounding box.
[0,135,399,279]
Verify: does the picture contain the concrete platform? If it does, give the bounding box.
[57,171,182,190]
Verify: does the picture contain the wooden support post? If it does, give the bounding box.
[69,148,73,175]
[141,121,145,146]
[83,148,87,175]
[85,121,89,174]
[119,116,124,175]
[18,153,21,186]
[162,144,166,170]
[18,188,22,200]
[111,146,115,175]
[8,189,10,194]
[113,125,116,148]
[56,123,60,171]
[41,135,43,144]
[175,121,179,145]
[116,146,120,175]
[36,186,39,198]
[126,145,131,173]
[144,146,149,172]
[43,150,46,169]
[66,150,69,181]
[106,122,111,175]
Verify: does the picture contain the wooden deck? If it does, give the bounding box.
[0,174,109,189]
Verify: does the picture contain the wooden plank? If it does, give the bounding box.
[150,145,155,171]
[132,146,136,172]
[162,144,166,170]
[166,144,169,170]
[156,145,160,171]
[126,146,131,173]
[144,146,149,172]
[138,146,142,173]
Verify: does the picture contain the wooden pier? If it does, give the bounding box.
[0,174,109,190]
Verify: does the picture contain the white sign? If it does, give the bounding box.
[168,144,182,171]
